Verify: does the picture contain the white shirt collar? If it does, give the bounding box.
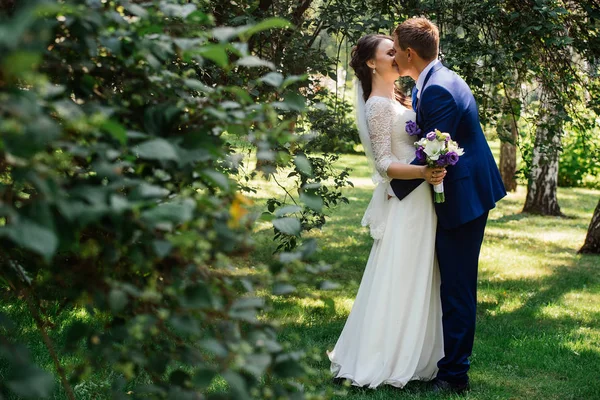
[415,59,440,98]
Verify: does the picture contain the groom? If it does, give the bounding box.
[390,17,506,393]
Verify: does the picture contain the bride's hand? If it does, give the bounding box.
[424,167,446,186]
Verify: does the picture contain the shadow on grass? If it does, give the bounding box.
[269,248,600,399]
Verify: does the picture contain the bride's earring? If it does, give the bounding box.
[373,68,376,74]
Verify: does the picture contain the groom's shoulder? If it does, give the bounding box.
[430,66,472,95]
[434,65,463,83]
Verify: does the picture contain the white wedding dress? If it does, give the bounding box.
[328,97,443,388]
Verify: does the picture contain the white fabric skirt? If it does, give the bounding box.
[328,182,443,388]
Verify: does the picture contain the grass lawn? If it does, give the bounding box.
[246,142,600,399]
[2,142,599,399]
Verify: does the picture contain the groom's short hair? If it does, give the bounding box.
[394,17,439,61]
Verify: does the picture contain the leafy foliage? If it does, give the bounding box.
[0,1,337,399]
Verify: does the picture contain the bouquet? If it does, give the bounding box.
[414,129,464,203]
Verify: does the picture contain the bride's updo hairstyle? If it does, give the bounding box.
[349,34,411,108]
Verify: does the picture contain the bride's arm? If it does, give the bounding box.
[366,100,427,180]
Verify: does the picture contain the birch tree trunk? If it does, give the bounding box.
[498,106,519,192]
[522,87,563,216]
[579,200,600,254]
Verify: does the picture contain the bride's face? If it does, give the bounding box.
[393,36,410,77]
[369,39,400,80]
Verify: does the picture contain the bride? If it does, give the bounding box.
[327,34,445,389]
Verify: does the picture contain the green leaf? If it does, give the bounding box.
[0,312,16,332]
[200,338,228,358]
[294,155,313,176]
[124,3,148,18]
[299,239,318,258]
[212,26,247,42]
[169,370,191,387]
[198,45,229,68]
[193,368,217,389]
[182,283,212,309]
[130,183,170,200]
[2,51,42,79]
[108,289,128,313]
[273,358,305,378]
[159,3,196,19]
[101,119,127,145]
[169,315,200,336]
[259,212,275,222]
[272,217,301,236]
[236,56,275,70]
[183,78,214,93]
[0,219,58,261]
[274,205,302,217]
[152,240,173,258]
[134,138,179,161]
[6,366,54,398]
[260,72,284,87]
[300,192,323,212]
[241,18,292,38]
[141,199,195,229]
[202,170,231,190]
[222,370,248,398]
[273,282,296,295]
[318,280,341,290]
[243,353,271,376]
[283,91,306,111]
[282,74,307,88]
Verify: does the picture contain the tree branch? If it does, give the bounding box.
[23,288,76,400]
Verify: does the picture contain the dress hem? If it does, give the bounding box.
[329,357,437,389]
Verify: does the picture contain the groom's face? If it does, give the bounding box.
[393,36,410,77]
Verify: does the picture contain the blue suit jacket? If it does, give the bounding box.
[390,63,506,229]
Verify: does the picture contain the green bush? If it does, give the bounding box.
[559,130,600,189]
[304,89,360,154]
[0,1,335,399]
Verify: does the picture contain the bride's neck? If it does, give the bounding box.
[370,79,395,100]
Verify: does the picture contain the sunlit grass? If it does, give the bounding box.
[245,141,600,399]
[2,141,600,399]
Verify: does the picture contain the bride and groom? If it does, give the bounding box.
[327,17,506,393]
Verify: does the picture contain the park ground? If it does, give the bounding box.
[247,141,600,400]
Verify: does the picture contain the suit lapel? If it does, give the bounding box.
[415,62,445,127]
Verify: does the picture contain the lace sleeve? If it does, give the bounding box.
[366,98,398,179]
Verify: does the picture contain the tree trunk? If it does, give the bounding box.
[579,200,600,254]
[522,88,563,216]
[497,104,518,192]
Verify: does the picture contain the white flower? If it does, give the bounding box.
[424,140,443,158]
[447,140,465,156]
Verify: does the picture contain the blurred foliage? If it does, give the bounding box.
[559,128,600,189]
[0,1,344,399]
[304,88,359,154]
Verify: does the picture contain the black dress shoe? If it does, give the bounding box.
[431,378,470,394]
[332,377,347,386]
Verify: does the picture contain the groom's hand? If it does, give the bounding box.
[425,167,446,186]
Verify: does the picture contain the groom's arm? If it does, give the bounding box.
[390,85,458,200]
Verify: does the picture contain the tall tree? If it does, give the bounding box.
[523,86,564,215]
[580,200,600,254]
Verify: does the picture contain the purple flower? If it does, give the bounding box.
[436,153,448,166]
[415,147,427,163]
[405,120,422,136]
[446,151,460,166]
[426,131,437,141]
